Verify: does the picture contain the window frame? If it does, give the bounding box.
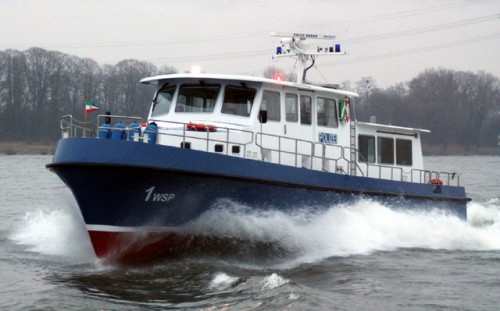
[175,83,221,113]
[151,84,176,117]
[221,84,257,117]
[285,93,298,122]
[358,135,376,163]
[262,90,281,122]
[300,95,312,125]
[396,139,413,166]
[316,97,338,128]
[377,137,395,165]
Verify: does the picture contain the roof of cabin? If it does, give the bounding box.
[140,73,359,97]
[357,121,431,133]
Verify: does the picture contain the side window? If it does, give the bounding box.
[396,139,413,165]
[358,135,376,163]
[152,84,176,117]
[300,95,312,125]
[378,137,394,164]
[317,97,338,128]
[222,85,256,117]
[285,93,298,122]
[262,90,281,121]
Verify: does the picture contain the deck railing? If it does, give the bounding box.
[147,119,255,157]
[60,114,143,138]
[59,114,460,186]
[255,132,459,186]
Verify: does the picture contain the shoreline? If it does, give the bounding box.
[0,142,55,155]
[422,144,498,156]
[0,141,497,156]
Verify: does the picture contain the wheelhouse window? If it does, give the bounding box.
[300,95,312,125]
[358,135,376,163]
[285,93,298,122]
[152,84,176,117]
[396,139,413,166]
[176,83,220,113]
[317,97,338,128]
[262,90,280,121]
[378,137,394,164]
[221,85,256,117]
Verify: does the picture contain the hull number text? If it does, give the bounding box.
[145,186,175,203]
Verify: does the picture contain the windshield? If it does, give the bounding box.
[175,83,220,113]
[151,84,176,117]
[221,85,256,117]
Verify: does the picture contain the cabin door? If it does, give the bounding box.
[282,92,315,168]
[258,90,314,167]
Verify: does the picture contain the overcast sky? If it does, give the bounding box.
[0,0,499,88]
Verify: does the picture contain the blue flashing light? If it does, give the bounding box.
[335,44,341,53]
[276,46,282,55]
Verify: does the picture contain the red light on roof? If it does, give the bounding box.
[273,72,285,81]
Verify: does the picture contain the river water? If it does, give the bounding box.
[0,155,498,310]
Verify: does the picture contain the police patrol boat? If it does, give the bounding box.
[47,32,470,263]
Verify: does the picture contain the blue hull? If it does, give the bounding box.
[47,138,469,261]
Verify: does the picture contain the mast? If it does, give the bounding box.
[271,32,347,84]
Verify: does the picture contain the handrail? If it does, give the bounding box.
[96,114,143,130]
[59,115,460,186]
[60,115,97,138]
[148,119,255,155]
[60,114,144,138]
[255,131,458,185]
[410,169,460,186]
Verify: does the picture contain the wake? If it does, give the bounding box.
[10,198,500,265]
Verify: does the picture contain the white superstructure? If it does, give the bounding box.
[139,71,431,184]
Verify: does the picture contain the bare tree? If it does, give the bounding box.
[111,59,158,117]
[0,50,28,140]
[455,70,500,150]
[24,48,64,140]
[406,68,462,147]
[157,65,177,75]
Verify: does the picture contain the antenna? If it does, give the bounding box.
[271,32,347,83]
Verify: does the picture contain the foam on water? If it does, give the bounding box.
[209,272,239,289]
[11,207,95,263]
[187,199,500,263]
[10,197,500,265]
[261,273,289,290]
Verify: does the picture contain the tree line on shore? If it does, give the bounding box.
[1,47,499,152]
[0,47,175,143]
[351,69,499,152]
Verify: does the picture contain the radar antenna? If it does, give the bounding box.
[271,32,347,84]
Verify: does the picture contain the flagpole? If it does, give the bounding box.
[83,96,87,138]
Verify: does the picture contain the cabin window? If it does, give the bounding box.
[396,139,412,166]
[176,83,220,113]
[152,84,176,117]
[378,137,394,164]
[358,135,376,163]
[262,90,280,121]
[214,144,224,153]
[300,95,312,125]
[232,145,240,154]
[317,97,338,128]
[222,85,256,117]
[285,93,298,122]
